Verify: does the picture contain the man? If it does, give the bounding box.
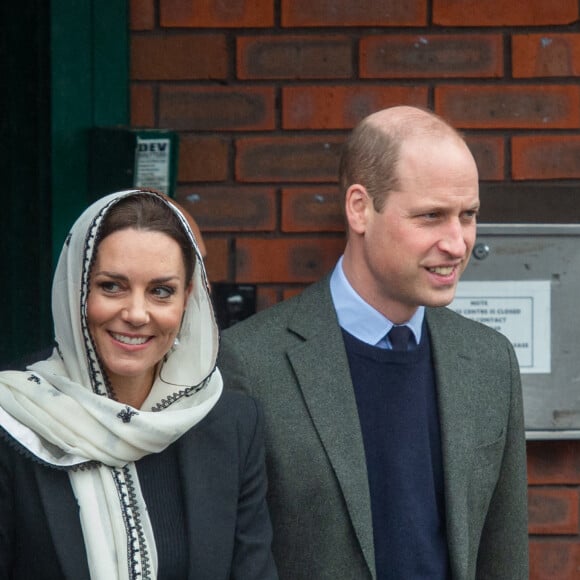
[218,106,528,579]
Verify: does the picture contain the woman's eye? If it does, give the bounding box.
[152,286,175,299]
[99,281,121,293]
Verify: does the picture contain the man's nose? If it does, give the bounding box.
[438,219,469,257]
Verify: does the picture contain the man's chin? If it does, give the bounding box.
[424,288,458,308]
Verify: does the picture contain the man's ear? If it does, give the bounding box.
[345,184,371,235]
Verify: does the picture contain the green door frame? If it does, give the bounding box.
[0,1,51,367]
[51,0,129,262]
[0,0,129,367]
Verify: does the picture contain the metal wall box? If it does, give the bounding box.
[449,224,580,439]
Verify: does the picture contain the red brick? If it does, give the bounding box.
[160,0,274,27]
[436,85,580,129]
[527,441,580,485]
[204,237,229,282]
[235,238,344,283]
[281,0,426,27]
[361,34,503,79]
[237,35,353,80]
[131,35,227,80]
[236,136,344,183]
[528,488,580,535]
[130,83,155,127]
[174,186,276,232]
[282,86,428,130]
[130,0,155,30]
[513,33,580,78]
[433,0,579,26]
[282,187,345,232]
[178,135,229,182]
[159,86,275,131]
[529,540,580,580]
[464,136,505,181]
[512,136,580,180]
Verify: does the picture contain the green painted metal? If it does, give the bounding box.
[93,1,129,126]
[0,1,52,367]
[0,0,128,367]
[51,0,129,262]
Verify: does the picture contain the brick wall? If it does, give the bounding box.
[129,1,580,577]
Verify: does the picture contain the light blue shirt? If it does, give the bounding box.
[329,256,425,349]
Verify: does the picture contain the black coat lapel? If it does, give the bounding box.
[34,464,90,580]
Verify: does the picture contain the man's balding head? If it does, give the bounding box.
[339,106,469,212]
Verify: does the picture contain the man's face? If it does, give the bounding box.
[354,134,480,323]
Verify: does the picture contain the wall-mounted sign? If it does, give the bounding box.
[450,280,551,373]
[134,137,172,194]
[458,224,580,437]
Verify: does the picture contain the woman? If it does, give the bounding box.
[0,190,277,580]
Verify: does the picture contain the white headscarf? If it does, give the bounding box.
[0,190,223,579]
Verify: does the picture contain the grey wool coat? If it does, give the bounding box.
[218,276,529,580]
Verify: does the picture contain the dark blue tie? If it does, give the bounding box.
[388,325,412,351]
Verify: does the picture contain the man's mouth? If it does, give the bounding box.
[110,332,150,345]
[428,266,455,276]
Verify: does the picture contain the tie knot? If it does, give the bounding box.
[388,325,413,352]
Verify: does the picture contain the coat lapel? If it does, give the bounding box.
[176,410,239,580]
[177,430,203,579]
[286,280,376,579]
[34,465,90,580]
[427,307,481,580]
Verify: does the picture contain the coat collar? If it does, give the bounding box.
[426,307,486,579]
[285,283,478,580]
[285,278,376,580]
[35,465,90,580]
[35,422,227,580]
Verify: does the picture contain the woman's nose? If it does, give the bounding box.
[121,294,149,326]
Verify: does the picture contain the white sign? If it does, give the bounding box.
[134,137,171,193]
[449,280,551,374]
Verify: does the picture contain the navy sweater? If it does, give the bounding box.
[343,328,450,580]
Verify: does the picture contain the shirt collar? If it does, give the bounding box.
[329,256,425,346]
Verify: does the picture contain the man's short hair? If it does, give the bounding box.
[338,107,465,212]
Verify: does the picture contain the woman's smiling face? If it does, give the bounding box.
[87,228,191,404]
